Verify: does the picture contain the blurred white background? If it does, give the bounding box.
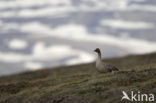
[0,0,156,75]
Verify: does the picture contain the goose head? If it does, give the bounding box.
[94,48,101,54]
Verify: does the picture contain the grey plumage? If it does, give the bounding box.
[94,48,119,73]
[103,63,119,72]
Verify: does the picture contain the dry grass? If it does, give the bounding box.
[0,53,156,103]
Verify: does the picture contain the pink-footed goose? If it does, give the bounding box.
[94,48,119,73]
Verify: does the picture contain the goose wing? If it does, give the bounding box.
[104,63,119,72]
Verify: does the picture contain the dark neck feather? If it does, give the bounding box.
[98,51,101,60]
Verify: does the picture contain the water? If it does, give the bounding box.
[0,0,156,75]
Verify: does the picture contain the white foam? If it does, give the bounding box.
[8,39,28,49]
[32,42,95,63]
[19,22,156,54]
[0,0,74,18]
[0,52,29,63]
[1,0,156,19]
[18,6,76,18]
[101,19,154,29]
[0,0,71,9]
[0,6,75,18]
[20,22,53,35]
[130,4,156,12]
[0,43,95,67]
[24,62,43,70]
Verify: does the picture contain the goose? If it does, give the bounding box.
[94,48,119,73]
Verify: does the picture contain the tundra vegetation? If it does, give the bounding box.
[0,53,156,103]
